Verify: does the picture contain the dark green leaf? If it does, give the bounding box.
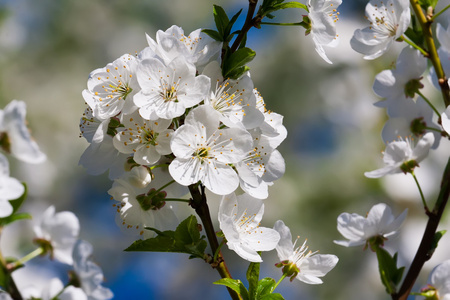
[0,265,7,288]
[125,215,207,259]
[224,9,243,38]
[202,29,223,42]
[214,278,249,300]
[246,262,260,299]
[213,5,229,37]
[226,66,251,80]
[256,278,277,298]
[273,2,308,11]
[260,294,284,300]
[376,247,404,295]
[222,47,255,79]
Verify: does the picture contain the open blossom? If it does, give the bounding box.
[113,111,173,165]
[83,54,139,120]
[274,220,338,284]
[169,105,253,195]
[307,0,342,64]
[145,25,222,72]
[418,260,450,300]
[72,240,113,300]
[218,193,280,262]
[33,206,80,265]
[350,0,410,59]
[134,56,210,120]
[21,278,87,300]
[365,132,434,178]
[373,46,427,117]
[334,203,407,248]
[0,100,46,164]
[0,153,25,218]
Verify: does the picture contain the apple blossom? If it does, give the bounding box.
[169,105,253,195]
[373,46,427,117]
[364,132,435,178]
[134,56,210,120]
[33,206,80,265]
[83,54,139,120]
[417,260,450,300]
[334,203,407,249]
[350,0,410,59]
[274,220,338,284]
[113,111,173,165]
[145,25,222,72]
[0,153,25,218]
[307,0,342,64]
[0,100,46,164]
[218,193,280,262]
[72,240,113,300]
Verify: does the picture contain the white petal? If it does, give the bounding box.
[273,220,294,261]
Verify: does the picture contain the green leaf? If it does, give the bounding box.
[376,247,405,295]
[222,47,255,79]
[255,278,277,298]
[226,66,251,81]
[214,278,249,300]
[124,215,207,259]
[224,9,242,38]
[418,0,438,9]
[0,184,29,227]
[273,2,308,11]
[213,5,229,37]
[260,294,284,300]
[429,230,447,256]
[246,262,260,299]
[201,29,223,42]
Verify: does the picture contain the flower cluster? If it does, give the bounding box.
[79,25,287,238]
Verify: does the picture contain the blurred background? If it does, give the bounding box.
[1,0,450,299]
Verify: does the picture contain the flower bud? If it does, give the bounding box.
[127,166,152,188]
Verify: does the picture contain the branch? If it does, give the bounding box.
[393,157,450,300]
[230,0,260,53]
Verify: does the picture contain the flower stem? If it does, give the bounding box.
[13,247,44,267]
[163,198,190,203]
[431,3,450,21]
[271,273,287,293]
[410,0,450,106]
[416,90,441,117]
[425,126,443,133]
[155,180,175,194]
[150,164,169,170]
[188,184,241,300]
[411,172,429,212]
[400,35,428,57]
[393,157,450,300]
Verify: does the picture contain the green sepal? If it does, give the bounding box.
[428,230,446,257]
[376,247,405,295]
[202,29,223,42]
[255,278,277,298]
[214,278,249,300]
[222,47,255,79]
[106,117,124,137]
[246,262,260,299]
[0,183,29,227]
[260,294,285,300]
[124,215,207,259]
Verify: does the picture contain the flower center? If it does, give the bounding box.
[144,130,159,146]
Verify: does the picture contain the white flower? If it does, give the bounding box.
[0,291,12,300]
[203,61,264,129]
[33,206,80,265]
[274,220,338,284]
[83,54,139,120]
[373,46,427,117]
[113,112,173,165]
[22,278,87,300]
[72,240,113,300]
[364,132,435,178]
[442,105,450,135]
[126,165,152,189]
[0,100,46,163]
[307,0,342,64]
[134,56,210,120]
[144,25,222,72]
[0,153,24,217]
[334,203,407,248]
[420,260,450,300]
[169,105,253,195]
[350,0,410,59]
[108,173,178,239]
[218,193,280,262]
[429,23,450,89]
